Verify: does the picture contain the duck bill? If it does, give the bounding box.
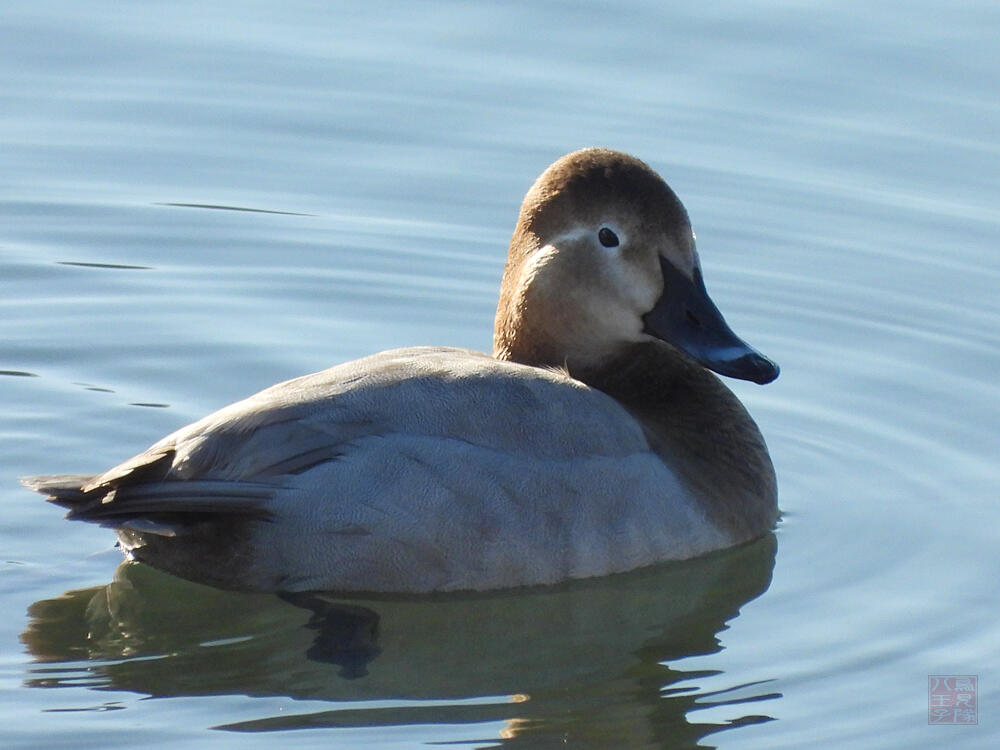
[642,256,779,385]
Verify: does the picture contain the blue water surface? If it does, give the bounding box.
[2,1,998,748]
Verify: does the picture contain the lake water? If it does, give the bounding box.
[2,1,998,747]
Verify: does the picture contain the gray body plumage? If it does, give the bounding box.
[29,347,724,592]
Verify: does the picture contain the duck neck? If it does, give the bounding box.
[570,342,686,407]
[574,341,779,544]
[492,327,566,370]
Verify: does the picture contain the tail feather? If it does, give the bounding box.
[65,480,278,521]
[20,474,100,509]
[22,473,275,537]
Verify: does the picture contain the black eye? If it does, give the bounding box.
[598,227,619,248]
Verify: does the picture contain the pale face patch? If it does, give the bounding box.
[516,225,666,362]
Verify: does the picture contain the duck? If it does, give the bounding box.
[23,148,780,594]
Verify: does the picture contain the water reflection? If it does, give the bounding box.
[22,535,777,747]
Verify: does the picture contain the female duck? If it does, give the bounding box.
[25,148,779,593]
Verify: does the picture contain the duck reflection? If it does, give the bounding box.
[22,535,778,747]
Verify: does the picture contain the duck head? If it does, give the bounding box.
[492,148,778,385]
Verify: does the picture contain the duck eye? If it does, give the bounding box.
[598,227,619,248]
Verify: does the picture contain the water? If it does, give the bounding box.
[2,1,998,747]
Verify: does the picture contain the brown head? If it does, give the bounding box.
[492,148,778,385]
